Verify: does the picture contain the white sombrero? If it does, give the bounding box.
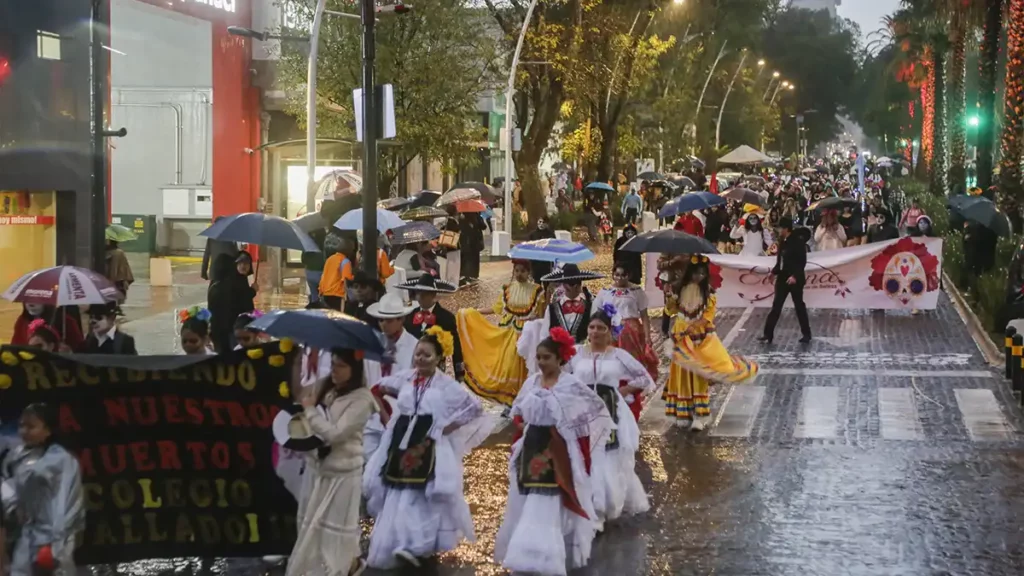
[272,404,327,452]
[367,292,416,319]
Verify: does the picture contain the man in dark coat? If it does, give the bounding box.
[200,216,240,282]
[760,217,812,344]
[83,302,138,355]
[398,275,463,379]
[540,264,604,344]
[343,270,385,325]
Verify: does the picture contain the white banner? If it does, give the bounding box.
[646,237,944,311]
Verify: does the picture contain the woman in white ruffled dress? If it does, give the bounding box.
[495,327,613,576]
[569,308,655,526]
[363,327,491,571]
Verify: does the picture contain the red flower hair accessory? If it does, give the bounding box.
[27,319,60,342]
[549,327,577,362]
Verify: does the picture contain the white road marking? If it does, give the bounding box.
[711,385,765,437]
[954,389,1014,441]
[877,387,924,440]
[721,306,754,347]
[794,386,840,439]
[760,368,993,378]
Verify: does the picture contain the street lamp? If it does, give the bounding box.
[757,59,765,66]
[763,72,781,100]
[673,0,685,4]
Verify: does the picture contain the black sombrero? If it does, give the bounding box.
[396,274,457,293]
[272,404,327,452]
[541,263,605,284]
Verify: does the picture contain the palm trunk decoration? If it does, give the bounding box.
[947,8,968,192]
[1001,0,1024,202]
[977,0,1004,190]
[930,46,949,196]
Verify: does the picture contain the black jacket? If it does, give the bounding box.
[772,227,811,283]
[547,293,593,344]
[344,300,376,325]
[404,303,463,368]
[83,331,138,355]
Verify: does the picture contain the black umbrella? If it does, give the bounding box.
[637,171,664,181]
[809,196,859,212]
[721,187,767,207]
[948,195,1012,237]
[671,176,697,189]
[618,229,719,255]
[247,309,385,360]
[378,197,414,211]
[409,190,442,208]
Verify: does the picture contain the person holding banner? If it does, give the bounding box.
[287,348,378,576]
[760,217,813,344]
[1,403,84,576]
[363,327,490,571]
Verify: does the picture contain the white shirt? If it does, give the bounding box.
[364,329,419,385]
[300,346,332,388]
[594,286,648,324]
[93,325,117,348]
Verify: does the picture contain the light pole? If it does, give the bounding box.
[762,71,780,101]
[503,0,541,235]
[768,80,789,107]
[691,40,728,151]
[307,0,328,214]
[715,49,748,150]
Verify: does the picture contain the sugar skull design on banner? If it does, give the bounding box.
[869,237,940,306]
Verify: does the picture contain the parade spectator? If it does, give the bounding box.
[208,253,256,352]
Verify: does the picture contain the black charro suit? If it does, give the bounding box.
[763,227,812,341]
[404,303,464,371]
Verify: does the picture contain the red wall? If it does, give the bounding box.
[124,0,259,217]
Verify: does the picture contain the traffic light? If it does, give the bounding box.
[968,115,980,127]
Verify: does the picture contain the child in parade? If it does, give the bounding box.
[83,302,137,355]
[178,306,213,355]
[1,403,84,576]
[24,320,60,353]
[495,328,613,576]
[233,311,264,349]
[287,349,378,576]
[363,327,490,571]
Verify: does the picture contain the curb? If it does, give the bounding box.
[942,270,1003,367]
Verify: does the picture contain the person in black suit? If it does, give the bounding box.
[83,302,138,355]
[397,275,463,379]
[760,217,812,344]
[540,264,604,344]
[343,270,384,324]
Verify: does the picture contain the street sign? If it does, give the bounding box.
[353,84,396,141]
[499,127,522,152]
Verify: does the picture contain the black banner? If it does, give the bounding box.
[0,343,298,565]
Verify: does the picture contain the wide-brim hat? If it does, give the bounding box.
[87,301,122,317]
[541,263,605,284]
[367,292,417,319]
[350,270,385,291]
[397,274,457,293]
[272,404,326,452]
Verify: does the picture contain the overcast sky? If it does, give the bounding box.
[838,0,900,42]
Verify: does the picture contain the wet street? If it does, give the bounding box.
[82,248,1024,575]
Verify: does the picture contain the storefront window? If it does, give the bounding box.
[0,190,57,332]
[285,164,352,264]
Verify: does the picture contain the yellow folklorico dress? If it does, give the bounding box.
[664,284,759,422]
[458,281,545,406]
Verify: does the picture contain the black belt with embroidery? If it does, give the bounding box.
[383,414,436,489]
[591,384,619,450]
[517,425,559,495]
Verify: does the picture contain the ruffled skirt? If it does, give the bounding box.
[457,309,529,406]
[672,333,758,386]
[591,394,649,524]
[617,318,660,381]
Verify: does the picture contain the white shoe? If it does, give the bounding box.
[690,418,707,432]
[674,419,692,428]
[394,550,421,567]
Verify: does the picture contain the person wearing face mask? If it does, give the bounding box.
[866,210,899,244]
[527,218,557,283]
[730,208,772,257]
[540,264,603,344]
[612,225,643,285]
[363,327,489,572]
[11,304,82,351]
[83,302,137,355]
[667,256,759,430]
[495,328,611,575]
[208,253,257,352]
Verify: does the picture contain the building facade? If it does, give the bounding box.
[789,0,841,19]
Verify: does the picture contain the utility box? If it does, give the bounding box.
[111,214,156,254]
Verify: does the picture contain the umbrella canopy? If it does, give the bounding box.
[809,196,859,212]
[618,229,719,256]
[801,167,817,174]
[400,206,448,221]
[508,238,595,264]
[408,190,442,208]
[378,197,414,211]
[585,182,615,192]
[637,171,664,181]
[436,188,481,206]
[721,187,767,207]
[948,195,1012,236]
[671,176,697,189]
[448,182,498,204]
[292,212,328,233]
[455,199,487,213]
[717,171,744,181]
[105,224,138,242]
[742,174,766,183]
[3,266,121,306]
[687,156,706,169]
[333,208,406,233]
[247,309,385,361]
[199,212,321,252]
[390,221,441,244]
[718,145,774,165]
[314,170,362,200]
[658,191,726,219]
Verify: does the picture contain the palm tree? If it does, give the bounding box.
[976,0,1004,190]
[945,1,971,192]
[1000,0,1024,202]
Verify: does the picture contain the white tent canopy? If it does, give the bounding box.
[718,145,774,165]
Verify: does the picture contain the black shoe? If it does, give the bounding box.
[799,335,812,344]
[757,335,772,344]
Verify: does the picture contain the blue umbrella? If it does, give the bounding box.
[508,238,595,263]
[585,182,615,192]
[658,191,726,219]
[391,221,441,244]
[248,309,385,361]
[334,208,406,233]
[199,212,320,252]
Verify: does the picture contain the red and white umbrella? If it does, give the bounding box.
[3,266,121,307]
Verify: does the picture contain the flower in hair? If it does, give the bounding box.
[27,319,60,343]
[425,326,455,358]
[548,327,577,362]
[599,303,618,319]
[178,306,211,323]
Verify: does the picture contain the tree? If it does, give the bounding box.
[976,0,1004,190]
[276,0,500,196]
[1000,0,1024,201]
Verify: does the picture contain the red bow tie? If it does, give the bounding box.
[413,311,436,326]
[561,301,585,315]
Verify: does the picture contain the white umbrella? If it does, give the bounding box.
[334,209,406,233]
[718,145,774,165]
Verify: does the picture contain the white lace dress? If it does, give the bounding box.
[494,372,613,576]
[569,346,655,524]
[362,368,492,569]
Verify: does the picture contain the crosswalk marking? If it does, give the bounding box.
[794,387,840,439]
[954,389,1014,441]
[877,388,923,440]
[711,386,765,437]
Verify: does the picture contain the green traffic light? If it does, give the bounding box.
[968,116,980,127]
